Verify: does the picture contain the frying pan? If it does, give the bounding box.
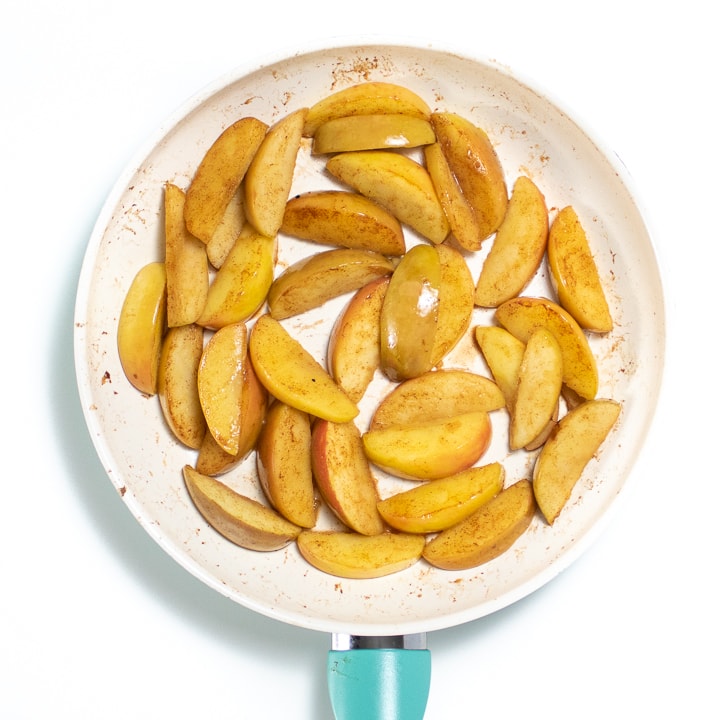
[73,41,665,719]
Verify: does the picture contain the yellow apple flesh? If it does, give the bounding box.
[184,116,267,243]
[547,205,613,333]
[243,107,307,238]
[183,465,301,551]
[362,411,492,481]
[157,323,206,450]
[495,296,599,400]
[117,261,167,396]
[328,275,390,403]
[248,314,358,423]
[474,175,548,307]
[303,81,431,137]
[281,190,405,256]
[533,399,621,524]
[311,419,385,536]
[326,150,449,244]
[377,462,505,534]
[296,530,425,579]
[267,247,394,320]
[370,369,504,430]
[197,322,247,456]
[423,479,536,570]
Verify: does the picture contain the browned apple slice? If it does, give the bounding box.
[183,465,301,551]
[312,419,385,536]
[423,479,536,570]
[297,531,425,579]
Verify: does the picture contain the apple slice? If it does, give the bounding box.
[244,107,307,238]
[256,401,318,528]
[195,357,268,476]
[312,113,435,154]
[362,411,492,481]
[328,275,390,403]
[379,243,441,382]
[474,175,549,307]
[424,141,484,251]
[423,479,536,570]
[474,325,526,408]
[164,182,208,327]
[370,369,504,430]
[533,399,621,524]
[509,328,563,451]
[430,112,508,242]
[303,81,431,137]
[326,150,449,244]
[432,243,475,366]
[157,323,206,450]
[117,261,167,395]
[495,296,599,400]
[183,465,301,551]
[184,116,267,243]
[205,184,245,269]
[267,248,394,320]
[196,225,275,330]
[197,322,247,456]
[547,205,613,332]
[296,531,425,579]
[248,314,358,423]
[281,190,405,256]
[312,419,385,536]
[377,462,505,534]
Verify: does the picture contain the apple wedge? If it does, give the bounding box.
[495,296,598,400]
[312,113,435,154]
[205,184,245,269]
[303,81,431,137]
[379,243,440,382]
[362,411,492,481]
[196,225,275,330]
[195,357,268,476]
[328,275,390,403]
[243,107,307,238]
[248,314,358,423]
[370,369,504,430]
[377,462,505,534]
[183,465,301,551]
[312,419,385,536]
[474,175,549,307]
[296,531,425,579]
[197,322,247,456]
[423,479,536,570]
[533,398,621,524]
[281,190,405,256]
[257,401,318,528]
[547,205,613,333]
[164,182,209,327]
[509,328,563,450]
[117,261,167,395]
[157,323,205,450]
[432,243,475,366]
[474,325,526,408]
[430,112,508,242]
[184,116,267,243]
[267,248,394,320]
[326,150,450,244]
[424,141,484,251]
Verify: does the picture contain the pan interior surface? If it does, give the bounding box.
[74,42,664,636]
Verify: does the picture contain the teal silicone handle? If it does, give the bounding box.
[327,648,431,720]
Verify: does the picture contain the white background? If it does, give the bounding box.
[2,2,716,718]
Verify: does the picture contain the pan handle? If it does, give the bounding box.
[327,633,431,720]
